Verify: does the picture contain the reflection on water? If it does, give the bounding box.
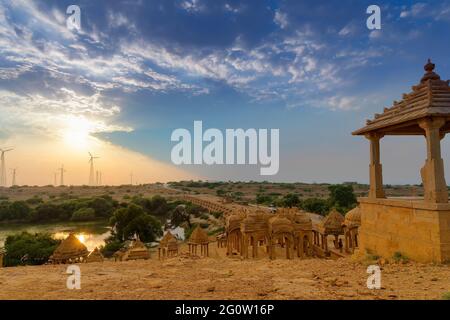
[0,221,111,252]
[53,231,109,251]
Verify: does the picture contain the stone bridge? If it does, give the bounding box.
[181,195,234,216]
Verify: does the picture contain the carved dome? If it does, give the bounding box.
[268,216,294,234]
[344,206,361,227]
[320,209,344,234]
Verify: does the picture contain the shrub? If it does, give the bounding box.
[100,239,124,258]
[211,211,223,219]
[0,201,31,221]
[71,207,96,221]
[256,193,274,205]
[442,292,450,300]
[300,198,330,215]
[30,203,65,222]
[26,196,43,205]
[8,201,31,220]
[3,232,60,266]
[200,213,209,220]
[392,251,409,263]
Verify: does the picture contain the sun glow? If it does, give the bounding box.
[76,234,86,244]
[62,116,95,150]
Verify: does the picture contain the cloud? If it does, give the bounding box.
[274,10,288,29]
[0,88,129,139]
[224,3,242,14]
[369,30,382,40]
[338,23,356,37]
[0,0,386,112]
[400,3,427,18]
[325,95,359,111]
[179,0,204,13]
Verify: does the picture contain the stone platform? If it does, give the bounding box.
[358,197,450,263]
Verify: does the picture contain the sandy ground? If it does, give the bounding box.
[0,244,449,300]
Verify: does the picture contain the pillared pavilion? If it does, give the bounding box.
[352,60,450,263]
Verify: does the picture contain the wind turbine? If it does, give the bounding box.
[130,172,133,185]
[59,165,66,186]
[88,152,99,186]
[54,172,57,186]
[0,147,13,187]
[10,168,17,186]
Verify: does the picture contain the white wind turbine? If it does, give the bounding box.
[59,165,66,186]
[0,147,13,187]
[88,152,99,186]
[10,168,17,186]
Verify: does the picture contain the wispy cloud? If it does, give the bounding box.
[274,10,289,29]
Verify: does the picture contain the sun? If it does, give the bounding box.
[62,116,94,150]
[76,234,86,244]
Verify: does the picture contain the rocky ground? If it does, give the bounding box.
[0,245,448,300]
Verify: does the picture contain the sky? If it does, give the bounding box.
[1,0,450,185]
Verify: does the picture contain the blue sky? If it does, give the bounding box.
[1,0,450,185]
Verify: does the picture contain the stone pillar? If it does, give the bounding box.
[419,118,448,203]
[298,235,304,258]
[365,133,385,198]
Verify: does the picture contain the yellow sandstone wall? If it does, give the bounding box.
[358,198,450,263]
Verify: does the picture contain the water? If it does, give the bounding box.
[0,220,111,252]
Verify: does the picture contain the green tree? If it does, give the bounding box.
[282,193,301,208]
[170,205,191,228]
[256,193,274,205]
[300,198,330,216]
[131,195,169,218]
[328,184,357,213]
[3,232,60,266]
[87,196,116,218]
[109,204,162,242]
[71,207,96,221]
[30,203,65,222]
[8,201,31,220]
[0,201,11,220]
[148,195,169,216]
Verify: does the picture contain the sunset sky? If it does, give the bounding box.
[1,0,450,185]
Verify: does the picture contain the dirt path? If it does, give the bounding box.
[0,245,448,300]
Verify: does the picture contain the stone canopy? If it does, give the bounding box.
[353,59,450,136]
[353,60,450,203]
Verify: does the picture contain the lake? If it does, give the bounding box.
[0,221,186,252]
[0,220,111,251]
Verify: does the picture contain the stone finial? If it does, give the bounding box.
[424,58,435,73]
[421,58,440,83]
